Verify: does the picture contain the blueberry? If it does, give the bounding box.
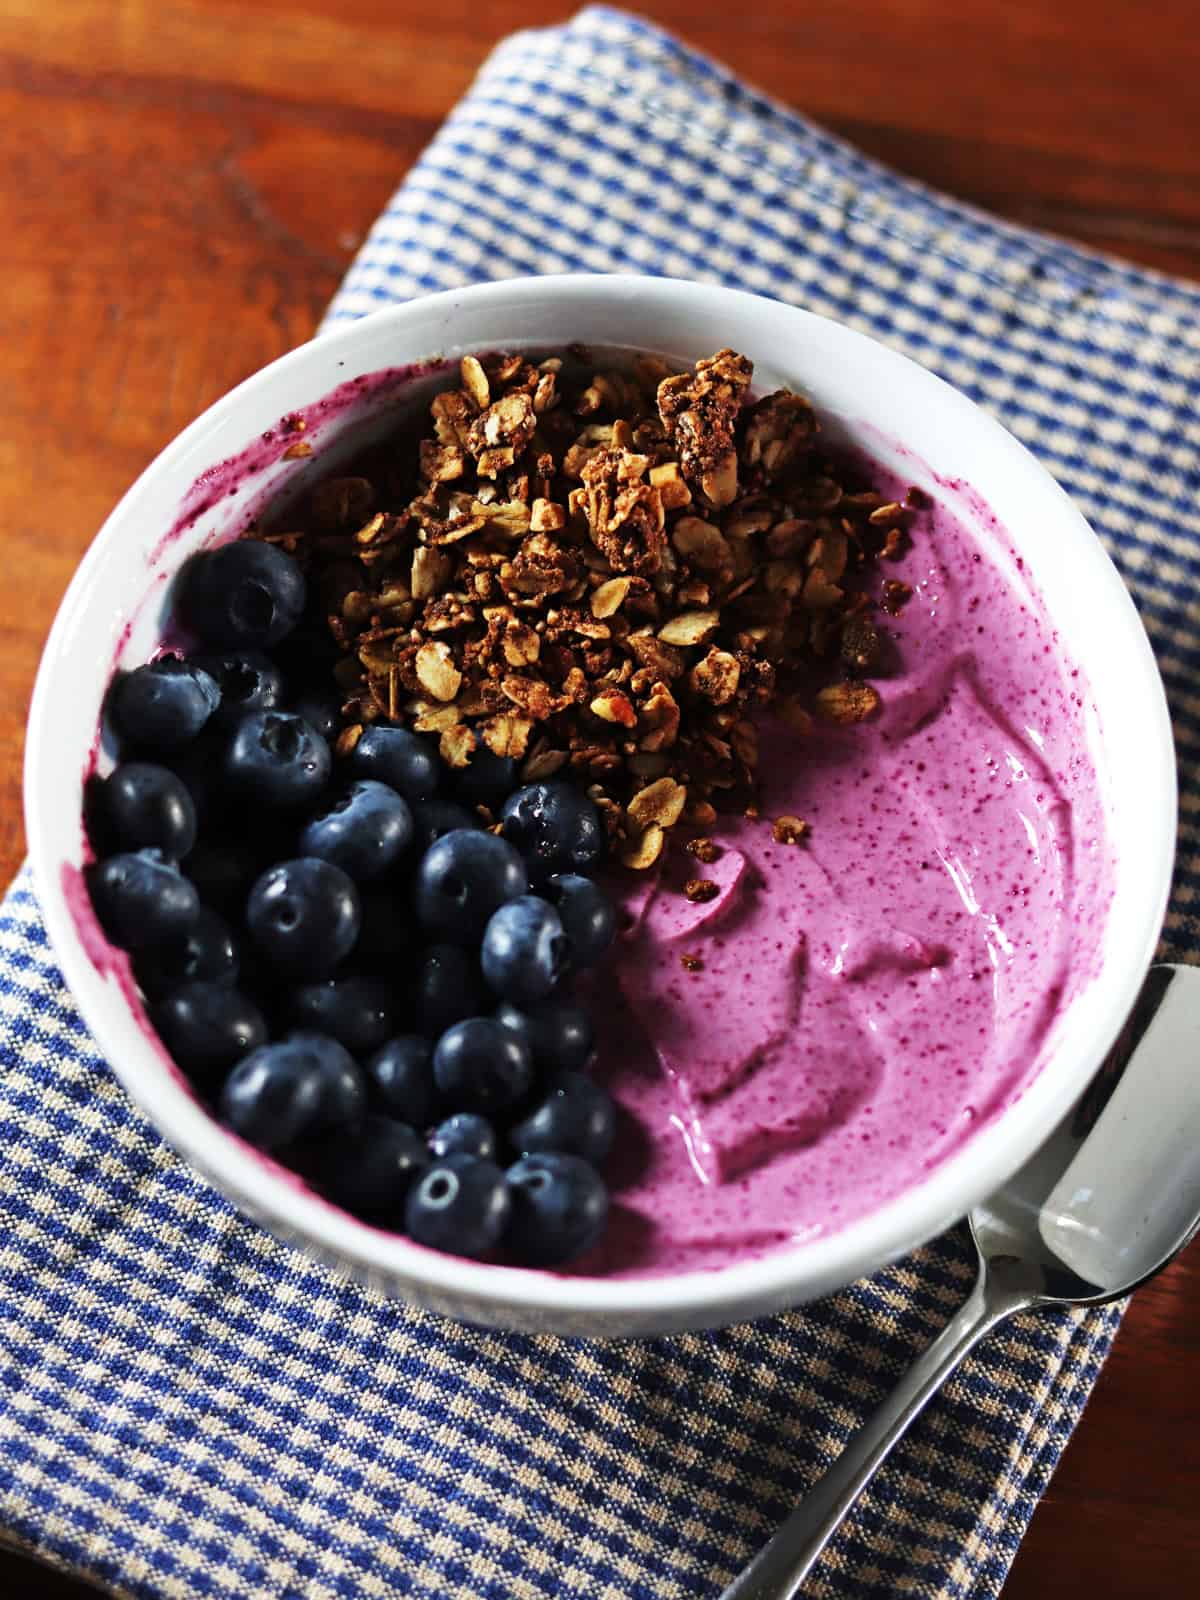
[184,836,263,916]
[193,650,284,731]
[152,981,268,1084]
[413,944,486,1037]
[414,829,527,943]
[481,896,568,1006]
[290,685,342,743]
[432,1018,533,1114]
[349,726,440,804]
[309,1115,428,1218]
[299,780,413,882]
[219,1031,364,1150]
[88,849,200,953]
[94,762,197,859]
[404,1154,511,1258]
[246,858,360,981]
[505,1153,608,1267]
[356,886,415,966]
[289,1031,368,1133]
[107,657,219,754]
[135,906,240,998]
[544,874,616,968]
[500,782,605,883]
[220,1041,325,1151]
[366,1036,439,1126]
[177,539,306,650]
[287,974,394,1056]
[429,1112,497,1163]
[226,711,331,809]
[509,1072,615,1164]
[410,799,481,854]
[494,1000,594,1074]
[454,750,518,811]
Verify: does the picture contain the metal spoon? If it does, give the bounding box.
[721,961,1200,1600]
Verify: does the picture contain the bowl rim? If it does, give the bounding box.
[25,272,1177,1326]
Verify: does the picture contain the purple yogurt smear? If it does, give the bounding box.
[148,361,453,569]
[579,462,1111,1279]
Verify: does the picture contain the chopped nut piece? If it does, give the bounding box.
[689,647,741,705]
[521,745,569,781]
[637,682,680,751]
[684,799,718,828]
[648,460,692,510]
[502,620,541,667]
[412,700,463,734]
[439,724,477,768]
[620,823,664,870]
[772,815,809,845]
[415,641,462,702]
[815,681,881,724]
[883,579,913,613]
[467,390,536,464]
[591,577,632,618]
[685,878,720,904]
[868,501,906,526]
[657,348,751,508]
[530,498,567,533]
[460,354,490,410]
[412,546,452,600]
[282,440,313,460]
[579,448,667,576]
[685,837,720,864]
[658,610,719,647]
[671,516,733,574]
[590,689,637,728]
[334,724,363,758]
[420,439,466,483]
[841,615,881,672]
[479,713,533,759]
[628,776,687,830]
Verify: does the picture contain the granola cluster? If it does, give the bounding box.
[269,348,911,867]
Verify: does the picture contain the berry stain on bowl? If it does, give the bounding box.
[69,340,1115,1284]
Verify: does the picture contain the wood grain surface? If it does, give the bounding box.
[2,2,1198,1595]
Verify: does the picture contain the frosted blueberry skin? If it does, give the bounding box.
[225,711,331,811]
[299,780,414,883]
[92,762,197,860]
[405,1154,512,1258]
[107,657,220,754]
[505,1153,609,1268]
[87,849,200,953]
[480,896,569,1007]
[176,539,306,651]
[414,829,528,944]
[500,782,605,884]
[245,858,360,982]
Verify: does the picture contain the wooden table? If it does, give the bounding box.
[2,2,1198,1594]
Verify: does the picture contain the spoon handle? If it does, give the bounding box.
[718,1271,1023,1600]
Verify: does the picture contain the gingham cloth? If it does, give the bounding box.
[4,6,1199,1597]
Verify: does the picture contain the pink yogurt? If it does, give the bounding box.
[580,464,1110,1278]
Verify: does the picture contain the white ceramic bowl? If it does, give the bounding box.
[25,275,1175,1336]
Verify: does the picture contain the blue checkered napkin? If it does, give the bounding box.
[4,5,1198,1597]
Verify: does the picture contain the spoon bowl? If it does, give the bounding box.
[723,962,1200,1599]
